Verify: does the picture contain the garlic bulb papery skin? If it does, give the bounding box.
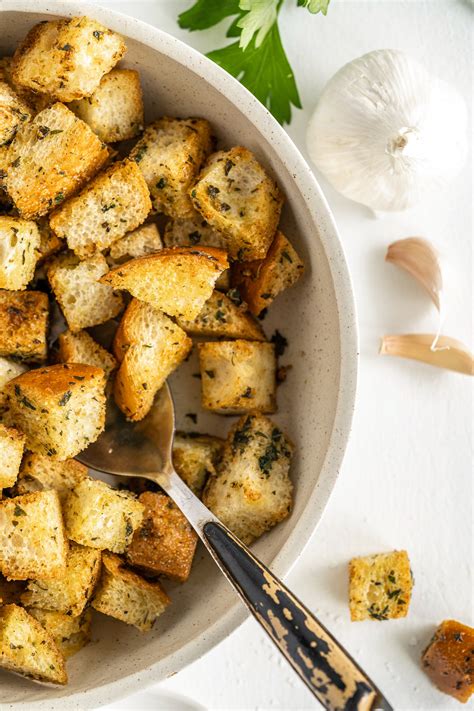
[306,50,468,212]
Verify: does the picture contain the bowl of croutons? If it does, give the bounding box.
[0,1,358,707]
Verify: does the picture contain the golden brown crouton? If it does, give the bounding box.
[173,432,224,497]
[198,340,276,414]
[57,329,117,379]
[0,357,28,412]
[35,218,64,263]
[190,147,283,261]
[130,116,213,218]
[12,17,126,102]
[177,290,265,341]
[50,159,151,258]
[0,216,40,289]
[4,363,106,460]
[101,246,228,320]
[0,290,49,362]
[421,619,474,703]
[16,451,88,502]
[348,550,413,621]
[0,423,25,489]
[203,413,293,544]
[92,551,170,631]
[231,231,304,315]
[108,222,162,265]
[27,607,91,659]
[0,80,32,146]
[2,102,109,220]
[127,491,198,582]
[0,491,68,580]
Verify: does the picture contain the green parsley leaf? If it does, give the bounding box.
[237,0,279,50]
[297,0,330,15]
[178,0,241,31]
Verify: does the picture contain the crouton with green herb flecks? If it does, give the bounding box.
[173,432,225,497]
[348,550,413,622]
[421,619,474,703]
[0,216,40,290]
[92,551,170,631]
[198,340,276,414]
[0,490,68,580]
[2,102,109,220]
[0,80,32,146]
[27,607,91,659]
[16,451,88,502]
[11,17,126,102]
[0,604,67,684]
[47,252,123,332]
[0,290,49,362]
[190,147,283,261]
[177,290,265,341]
[4,363,106,460]
[64,477,144,553]
[130,117,213,218]
[0,357,27,412]
[108,222,162,265]
[231,231,304,316]
[203,413,293,544]
[0,424,25,489]
[58,329,117,379]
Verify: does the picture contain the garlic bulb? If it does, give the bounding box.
[307,50,467,211]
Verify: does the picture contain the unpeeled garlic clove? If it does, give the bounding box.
[385,237,442,310]
[380,334,474,375]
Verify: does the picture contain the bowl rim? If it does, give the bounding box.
[0,1,359,707]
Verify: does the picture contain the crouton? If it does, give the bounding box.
[126,492,197,582]
[35,218,64,263]
[173,432,224,497]
[0,604,67,684]
[22,542,101,616]
[92,552,170,631]
[113,298,191,421]
[108,223,162,264]
[11,17,126,102]
[203,413,293,544]
[348,550,413,621]
[64,477,144,553]
[27,607,91,659]
[0,491,68,580]
[0,56,47,113]
[47,252,123,332]
[177,290,265,341]
[0,290,49,362]
[16,451,87,502]
[198,340,276,414]
[0,576,26,605]
[102,246,228,320]
[69,69,143,143]
[231,231,304,315]
[2,102,109,220]
[190,147,283,261]
[421,619,474,703]
[0,216,40,289]
[0,80,32,146]
[0,357,27,411]
[0,424,25,489]
[4,363,106,460]
[50,159,151,258]
[57,329,117,379]
[130,117,212,218]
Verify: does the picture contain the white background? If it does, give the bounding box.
[100,1,473,709]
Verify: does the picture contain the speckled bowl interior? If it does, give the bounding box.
[0,3,357,708]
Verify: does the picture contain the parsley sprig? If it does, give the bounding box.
[178,0,330,125]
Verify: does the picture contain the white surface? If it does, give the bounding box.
[94,1,472,709]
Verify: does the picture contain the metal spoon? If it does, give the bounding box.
[78,384,392,711]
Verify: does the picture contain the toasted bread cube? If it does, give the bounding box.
[16,452,87,502]
[0,56,49,113]
[58,329,117,379]
[0,357,27,411]
[4,363,106,460]
[69,69,143,143]
[130,117,212,218]
[421,620,474,703]
[348,550,413,622]
[28,607,91,659]
[64,477,144,553]
[0,491,68,580]
[2,103,109,220]
[173,432,224,497]
[126,492,198,582]
[0,216,40,289]
[0,290,49,362]
[35,218,64,263]
[108,223,162,264]
[102,246,228,320]
[92,552,170,631]
[231,231,304,316]
[47,252,123,332]
[203,413,293,544]
[113,298,191,421]
[177,290,265,341]
[0,604,67,684]
[0,424,25,489]
[191,147,283,261]
[198,340,276,414]
[50,159,151,258]
[12,17,126,102]
[0,80,32,146]
[22,542,101,615]
[0,576,26,605]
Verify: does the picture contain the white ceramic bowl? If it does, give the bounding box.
[0,2,358,708]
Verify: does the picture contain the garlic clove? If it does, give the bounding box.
[380,334,474,375]
[385,237,442,310]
